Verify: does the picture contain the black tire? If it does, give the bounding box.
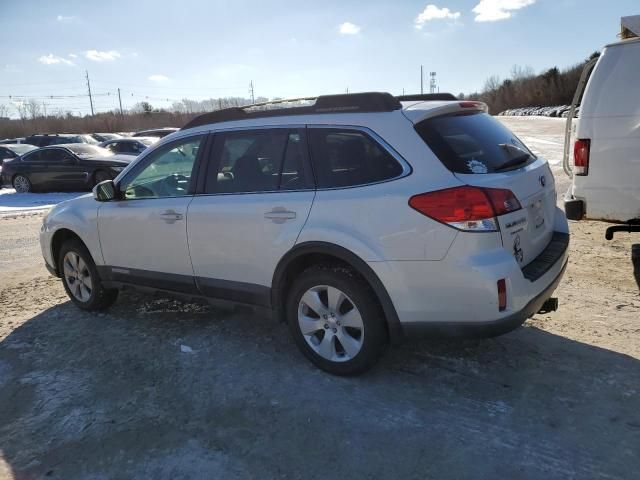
[286,265,388,376]
[12,174,32,193]
[58,239,118,311]
[93,170,111,186]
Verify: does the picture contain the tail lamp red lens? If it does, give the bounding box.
[573,139,590,176]
[408,186,521,232]
[497,279,507,311]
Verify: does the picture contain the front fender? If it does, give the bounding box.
[41,195,103,267]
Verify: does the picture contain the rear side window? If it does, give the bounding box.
[206,129,309,193]
[308,128,403,188]
[415,112,535,174]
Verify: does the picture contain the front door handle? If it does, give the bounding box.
[264,207,296,224]
[159,209,184,224]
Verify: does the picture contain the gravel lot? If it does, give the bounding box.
[0,117,639,479]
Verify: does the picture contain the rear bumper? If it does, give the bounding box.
[401,259,567,338]
[369,211,570,340]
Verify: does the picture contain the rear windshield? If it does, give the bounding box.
[415,112,536,174]
[65,145,113,157]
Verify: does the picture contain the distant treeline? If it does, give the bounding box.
[0,96,266,138]
[464,52,600,114]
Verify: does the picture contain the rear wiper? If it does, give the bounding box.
[495,153,531,171]
[495,143,533,171]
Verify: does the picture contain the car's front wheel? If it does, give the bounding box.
[286,266,387,375]
[13,174,31,193]
[58,239,118,311]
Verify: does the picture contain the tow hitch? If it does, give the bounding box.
[538,297,559,314]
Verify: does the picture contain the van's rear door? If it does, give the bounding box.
[414,110,557,268]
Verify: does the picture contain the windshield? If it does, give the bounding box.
[415,111,536,174]
[65,145,114,157]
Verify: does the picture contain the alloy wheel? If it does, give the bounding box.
[297,285,364,362]
[63,251,93,302]
[13,175,30,193]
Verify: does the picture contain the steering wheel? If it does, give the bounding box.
[164,173,189,192]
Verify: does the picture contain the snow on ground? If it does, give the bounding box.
[0,188,84,215]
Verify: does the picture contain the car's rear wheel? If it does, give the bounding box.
[93,170,111,186]
[286,266,387,375]
[58,239,118,311]
[13,174,31,193]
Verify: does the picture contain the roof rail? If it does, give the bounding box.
[181,92,402,130]
[396,93,458,101]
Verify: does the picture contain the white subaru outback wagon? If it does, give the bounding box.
[40,92,569,375]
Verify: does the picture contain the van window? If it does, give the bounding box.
[415,112,536,174]
[308,128,403,188]
[206,129,308,193]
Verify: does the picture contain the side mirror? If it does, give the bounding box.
[93,180,117,202]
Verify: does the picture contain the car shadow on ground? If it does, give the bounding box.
[0,293,638,479]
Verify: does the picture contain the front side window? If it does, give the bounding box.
[44,149,75,163]
[121,135,203,199]
[308,128,403,188]
[206,129,308,193]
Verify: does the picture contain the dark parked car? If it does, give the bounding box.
[2,144,133,193]
[24,134,99,147]
[99,137,158,156]
[132,127,178,138]
[91,133,123,142]
[0,144,37,186]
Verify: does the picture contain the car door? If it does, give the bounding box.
[97,134,206,292]
[187,128,315,305]
[44,148,86,190]
[20,150,49,186]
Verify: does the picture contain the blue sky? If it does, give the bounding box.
[0,0,637,116]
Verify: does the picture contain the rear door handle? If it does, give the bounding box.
[264,207,296,223]
[160,209,183,223]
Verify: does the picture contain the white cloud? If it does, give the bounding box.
[68,53,78,58]
[57,15,77,21]
[339,22,361,35]
[85,50,121,61]
[148,74,169,82]
[38,54,74,66]
[472,0,535,22]
[415,4,461,29]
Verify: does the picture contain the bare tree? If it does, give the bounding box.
[0,104,9,119]
[13,102,28,123]
[26,99,42,120]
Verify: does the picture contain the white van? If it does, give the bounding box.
[564,17,640,238]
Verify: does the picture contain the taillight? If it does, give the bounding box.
[408,186,521,232]
[573,139,590,176]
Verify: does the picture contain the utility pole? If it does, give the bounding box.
[249,80,255,104]
[117,88,123,115]
[42,101,47,117]
[85,70,94,116]
[420,65,424,94]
